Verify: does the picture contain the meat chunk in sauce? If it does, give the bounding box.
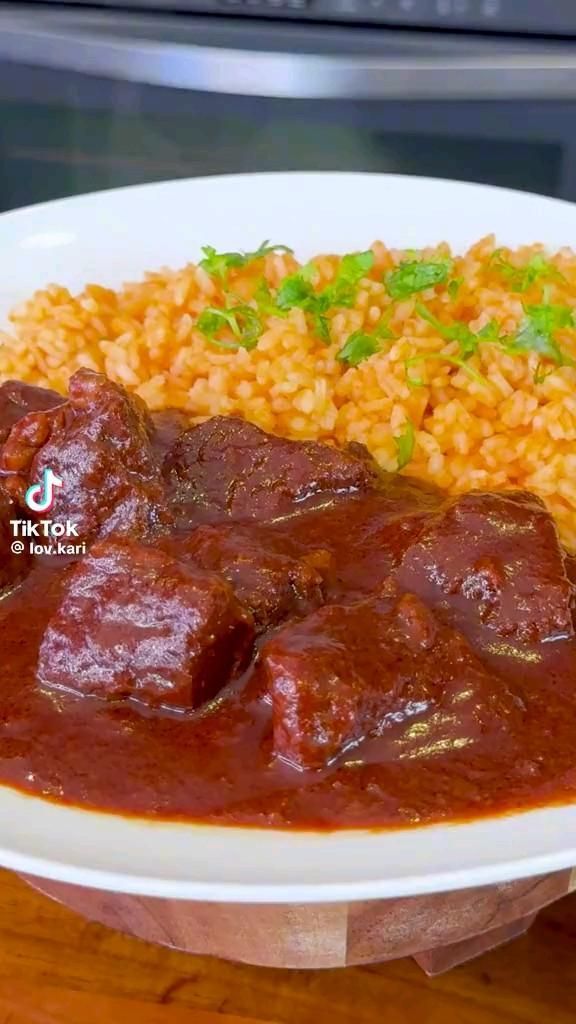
[37,538,255,711]
[151,409,194,456]
[0,369,167,543]
[0,491,30,593]
[182,523,328,631]
[263,592,520,770]
[164,416,379,520]
[0,380,61,445]
[396,491,574,643]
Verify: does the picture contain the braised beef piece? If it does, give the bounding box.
[285,491,440,602]
[163,416,379,520]
[151,409,194,456]
[263,592,521,771]
[0,491,30,593]
[37,537,255,711]
[181,523,329,632]
[0,369,168,543]
[396,491,574,643]
[0,381,62,446]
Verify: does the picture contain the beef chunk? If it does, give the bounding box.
[182,523,328,631]
[262,592,519,770]
[0,491,30,593]
[0,380,62,445]
[37,538,255,711]
[396,491,574,643]
[164,416,379,520]
[0,369,168,543]
[151,409,194,456]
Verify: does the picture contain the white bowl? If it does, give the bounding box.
[1,171,576,903]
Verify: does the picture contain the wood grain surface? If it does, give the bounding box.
[0,869,575,1023]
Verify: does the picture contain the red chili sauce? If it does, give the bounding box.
[0,371,575,828]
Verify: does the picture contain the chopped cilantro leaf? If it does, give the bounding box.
[503,302,576,368]
[386,257,452,300]
[312,312,331,343]
[254,279,284,316]
[394,420,415,470]
[405,353,488,387]
[199,241,293,280]
[534,361,554,385]
[197,304,262,351]
[477,321,501,341]
[448,277,463,300]
[276,272,315,311]
[373,309,396,341]
[525,302,574,334]
[416,302,500,360]
[337,331,380,367]
[321,249,375,309]
[338,250,375,282]
[197,307,239,336]
[247,240,293,261]
[199,246,245,281]
[276,250,374,341]
[490,250,565,293]
[509,323,565,364]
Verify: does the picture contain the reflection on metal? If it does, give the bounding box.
[3,8,576,99]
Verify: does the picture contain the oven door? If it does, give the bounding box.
[1,5,576,212]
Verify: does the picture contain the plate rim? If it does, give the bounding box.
[1,169,576,901]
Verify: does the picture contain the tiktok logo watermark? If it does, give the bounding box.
[10,467,86,557]
[24,467,63,514]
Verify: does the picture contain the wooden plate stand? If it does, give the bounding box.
[21,867,576,975]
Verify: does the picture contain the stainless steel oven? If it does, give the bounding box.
[2,2,576,213]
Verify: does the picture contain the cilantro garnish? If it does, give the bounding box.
[198,247,244,280]
[277,250,375,341]
[254,279,285,317]
[416,302,499,360]
[199,241,293,280]
[386,257,452,300]
[490,250,565,294]
[336,311,396,367]
[503,302,576,367]
[416,296,576,377]
[277,269,316,311]
[337,332,381,367]
[405,353,488,388]
[394,420,415,470]
[313,313,331,344]
[197,304,262,350]
[448,277,464,300]
[248,240,294,261]
[322,250,375,308]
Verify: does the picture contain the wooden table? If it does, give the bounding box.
[0,869,575,1024]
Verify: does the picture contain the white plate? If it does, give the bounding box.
[1,172,576,903]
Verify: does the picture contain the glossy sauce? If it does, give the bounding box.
[0,492,575,829]
[0,378,576,829]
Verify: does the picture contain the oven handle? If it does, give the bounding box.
[3,8,576,100]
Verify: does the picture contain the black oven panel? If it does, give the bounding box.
[26,0,576,33]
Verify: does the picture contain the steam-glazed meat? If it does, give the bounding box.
[396,491,574,643]
[164,416,379,519]
[151,409,194,455]
[37,538,254,711]
[263,593,521,770]
[0,491,30,593]
[0,369,167,542]
[2,367,576,831]
[182,523,328,631]
[0,380,62,445]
